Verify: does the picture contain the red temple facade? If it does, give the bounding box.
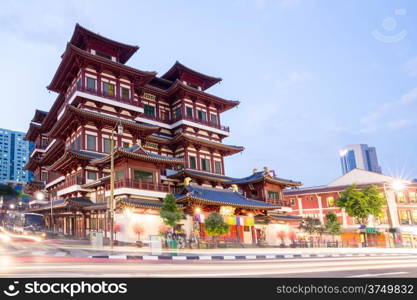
[284,169,417,247]
[24,24,302,246]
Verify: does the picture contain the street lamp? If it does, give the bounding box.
[109,121,123,251]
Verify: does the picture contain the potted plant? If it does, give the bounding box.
[113,223,121,246]
[133,223,144,247]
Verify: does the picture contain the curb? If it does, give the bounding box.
[88,252,412,261]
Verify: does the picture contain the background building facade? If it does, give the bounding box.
[0,128,33,183]
[340,144,381,174]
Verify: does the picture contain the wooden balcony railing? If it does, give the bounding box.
[105,179,171,193]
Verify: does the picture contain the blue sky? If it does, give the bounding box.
[1,0,417,186]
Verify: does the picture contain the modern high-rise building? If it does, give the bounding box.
[0,128,34,183]
[339,144,382,174]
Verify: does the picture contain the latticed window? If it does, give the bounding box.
[133,170,153,183]
[214,161,222,174]
[86,77,96,90]
[268,191,279,200]
[189,156,196,169]
[121,87,130,100]
[144,104,155,116]
[201,158,210,172]
[86,135,96,151]
[103,82,115,96]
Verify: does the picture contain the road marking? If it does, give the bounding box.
[54,252,67,257]
[245,255,257,260]
[143,256,158,260]
[172,256,187,260]
[347,272,409,278]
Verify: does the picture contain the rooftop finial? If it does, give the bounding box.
[184,177,192,186]
[253,168,257,174]
[231,184,238,192]
[263,166,269,174]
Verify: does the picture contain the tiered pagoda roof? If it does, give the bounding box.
[48,43,156,94]
[176,185,283,210]
[70,23,139,64]
[47,105,159,139]
[91,144,184,167]
[168,169,233,183]
[162,61,222,90]
[225,170,302,187]
[48,150,105,172]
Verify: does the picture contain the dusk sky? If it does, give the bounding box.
[1,0,417,186]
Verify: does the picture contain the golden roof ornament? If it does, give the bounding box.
[184,177,192,186]
[263,166,269,174]
[231,184,238,192]
[253,168,257,174]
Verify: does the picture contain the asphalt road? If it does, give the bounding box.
[2,236,417,278]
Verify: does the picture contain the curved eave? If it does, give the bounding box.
[41,140,65,165]
[172,134,244,156]
[161,61,222,90]
[226,177,301,187]
[91,149,184,166]
[48,150,94,172]
[24,123,41,141]
[167,80,239,112]
[265,177,302,187]
[117,199,163,210]
[70,23,139,64]
[48,43,156,94]
[24,158,41,171]
[177,195,281,210]
[47,105,159,139]
[168,170,231,183]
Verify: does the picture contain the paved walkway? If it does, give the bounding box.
[45,239,417,256]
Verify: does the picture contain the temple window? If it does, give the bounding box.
[189,156,196,169]
[396,192,405,203]
[103,82,115,97]
[399,210,410,225]
[144,104,155,117]
[201,158,210,172]
[122,142,130,148]
[210,114,218,125]
[86,77,96,91]
[133,170,154,183]
[76,136,81,150]
[121,87,130,100]
[86,135,97,151]
[327,196,335,207]
[214,161,222,174]
[268,191,280,201]
[95,50,112,60]
[186,106,193,118]
[103,138,111,153]
[409,192,417,203]
[173,107,181,119]
[87,171,97,181]
[197,110,207,121]
[116,170,125,180]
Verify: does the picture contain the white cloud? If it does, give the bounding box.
[404,56,417,77]
[274,70,313,89]
[360,87,417,133]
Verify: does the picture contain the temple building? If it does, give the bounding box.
[24,24,301,245]
[284,169,417,247]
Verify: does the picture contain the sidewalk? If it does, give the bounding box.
[45,239,417,257]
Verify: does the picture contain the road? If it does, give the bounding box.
[1,238,417,277]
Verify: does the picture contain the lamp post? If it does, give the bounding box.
[109,121,123,251]
[35,191,48,234]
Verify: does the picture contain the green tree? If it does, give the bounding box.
[159,193,184,229]
[336,184,385,225]
[205,213,230,246]
[325,211,341,240]
[299,217,320,235]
